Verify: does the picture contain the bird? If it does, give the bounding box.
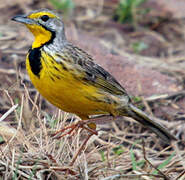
[12,9,176,165]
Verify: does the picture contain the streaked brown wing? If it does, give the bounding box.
[64,44,129,96]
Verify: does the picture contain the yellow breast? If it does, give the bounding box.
[26,50,114,119]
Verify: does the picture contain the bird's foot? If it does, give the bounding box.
[51,120,97,166]
[51,120,97,139]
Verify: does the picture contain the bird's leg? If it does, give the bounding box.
[51,120,97,139]
[52,115,117,166]
[51,121,79,139]
[70,115,119,165]
[51,120,97,166]
[52,114,118,139]
[70,132,93,166]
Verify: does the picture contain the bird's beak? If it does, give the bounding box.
[11,14,35,25]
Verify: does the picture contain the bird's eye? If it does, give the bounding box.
[41,15,49,22]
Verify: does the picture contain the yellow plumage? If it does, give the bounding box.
[26,51,115,118]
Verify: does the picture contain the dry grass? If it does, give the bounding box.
[0,79,184,179]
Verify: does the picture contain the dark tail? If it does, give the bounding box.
[125,104,177,143]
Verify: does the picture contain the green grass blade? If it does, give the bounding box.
[152,152,175,175]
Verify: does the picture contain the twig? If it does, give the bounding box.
[0,160,37,180]
[101,173,164,180]
[0,104,18,122]
[145,91,185,102]
[142,139,170,180]
[0,68,17,74]
[175,170,185,180]
[141,96,153,116]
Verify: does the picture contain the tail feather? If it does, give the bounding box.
[126,104,177,143]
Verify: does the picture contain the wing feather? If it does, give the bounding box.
[57,44,129,96]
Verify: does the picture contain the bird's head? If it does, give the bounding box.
[12,9,66,48]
